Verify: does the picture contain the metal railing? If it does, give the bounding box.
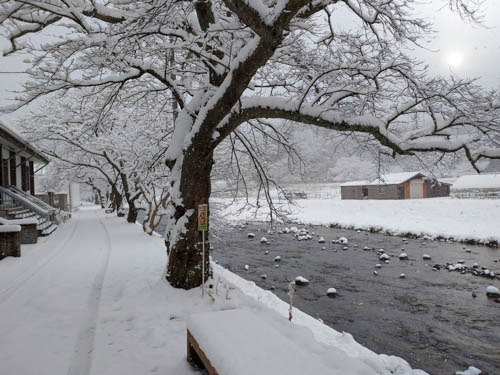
[8,186,56,214]
[0,186,54,218]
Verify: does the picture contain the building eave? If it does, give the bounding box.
[0,121,49,165]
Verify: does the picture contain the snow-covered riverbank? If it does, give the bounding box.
[217,197,500,246]
[0,207,428,375]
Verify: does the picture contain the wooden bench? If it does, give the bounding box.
[186,309,335,375]
[0,217,38,244]
[0,224,22,260]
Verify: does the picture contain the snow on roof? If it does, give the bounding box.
[0,120,49,164]
[369,172,425,185]
[451,174,500,190]
[340,180,369,187]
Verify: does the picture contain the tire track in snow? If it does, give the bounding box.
[0,214,80,304]
[67,211,112,375]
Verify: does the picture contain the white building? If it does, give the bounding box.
[0,121,49,194]
[451,174,500,199]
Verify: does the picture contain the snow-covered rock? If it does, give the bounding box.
[379,254,390,261]
[295,276,309,286]
[422,254,431,260]
[318,237,325,243]
[472,263,479,268]
[274,264,279,268]
[290,227,298,233]
[247,233,255,239]
[339,237,348,244]
[244,265,249,270]
[384,260,390,264]
[261,274,267,280]
[486,285,500,298]
[260,237,268,244]
[455,366,482,375]
[375,264,382,269]
[321,247,326,250]
[400,273,406,279]
[342,246,348,250]
[265,250,269,255]
[399,253,408,260]
[327,288,337,297]
[274,256,281,262]
[363,246,371,251]
[283,227,290,233]
[447,263,466,271]
[373,271,378,276]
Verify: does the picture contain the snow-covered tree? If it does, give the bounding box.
[1,0,499,289]
[20,89,172,226]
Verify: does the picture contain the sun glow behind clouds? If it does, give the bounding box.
[447,52,464,68]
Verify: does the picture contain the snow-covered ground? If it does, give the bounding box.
[217,197,500,245]
[0,207,428,375]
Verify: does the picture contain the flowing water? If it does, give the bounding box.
[138,212,500,374]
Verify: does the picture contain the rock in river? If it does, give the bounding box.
[327,288,337,297]
[295,276,309,286]
[486,285,499,298]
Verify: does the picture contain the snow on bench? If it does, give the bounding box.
[187,309,371,375]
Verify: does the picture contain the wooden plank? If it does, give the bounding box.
[187,329,219,375]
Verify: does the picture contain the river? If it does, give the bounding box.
[138,213,500,374]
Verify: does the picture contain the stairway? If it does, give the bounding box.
[0,186,59,237]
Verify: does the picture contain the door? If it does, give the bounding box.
[409,180,424,199]
[362,187,368,199]
[398,186,405,199]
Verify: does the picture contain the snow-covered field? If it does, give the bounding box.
[218,197,500,245]
[0,207,430,375]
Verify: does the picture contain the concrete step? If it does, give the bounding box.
[8,207,30,214]
[39,223,57,237]
[11,212,37,220]
[37,220,52,231]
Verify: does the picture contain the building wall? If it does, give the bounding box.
[365,184,400,199]
[342,176,451,200]
[340,186,365,199]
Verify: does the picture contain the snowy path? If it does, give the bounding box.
[0,208,112,375]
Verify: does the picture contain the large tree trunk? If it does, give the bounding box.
[126,201,138,223]
[166,145,213,289]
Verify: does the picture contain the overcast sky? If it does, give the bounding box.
[0,1,499,125]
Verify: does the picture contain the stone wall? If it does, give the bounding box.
[0,231,21,260]
[19,223,37,244]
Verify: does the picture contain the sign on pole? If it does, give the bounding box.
[198,204,208,296]
[198,204,208,231]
